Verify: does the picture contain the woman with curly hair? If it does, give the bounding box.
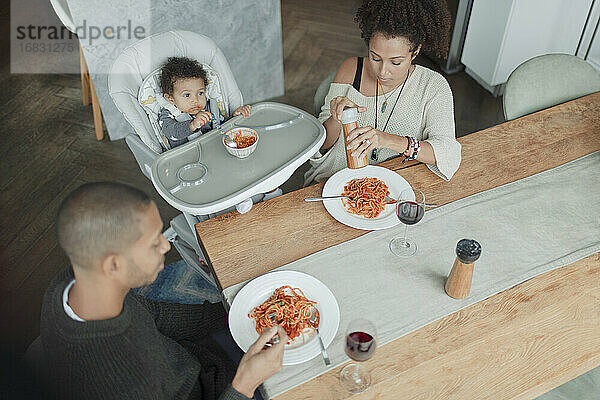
[305,0,461,184]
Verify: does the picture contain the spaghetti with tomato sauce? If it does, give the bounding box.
[248,285,319,342]
[342,177,390,218]
[233,132,257,149]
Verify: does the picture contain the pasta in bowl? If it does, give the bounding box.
[223,127,259,158]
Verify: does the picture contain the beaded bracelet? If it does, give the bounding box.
[402,136,412,163]
[402,136,420,162]
[403,136,412,156]
[408,139,420,160]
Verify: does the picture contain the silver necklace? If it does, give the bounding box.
[375,70,409,133]
[378,80,401,113]
[372,69,410,161]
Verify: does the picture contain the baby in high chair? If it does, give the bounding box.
[157,56,281,211]
[158,56,251,149]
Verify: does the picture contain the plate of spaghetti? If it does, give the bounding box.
[322,165,413,230]
[228,271,340,365]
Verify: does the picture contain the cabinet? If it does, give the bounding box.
[461,0,597,95]
[577,1,600,71]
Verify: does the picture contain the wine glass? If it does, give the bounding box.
[339,319,377,393]
[389,188,425,256]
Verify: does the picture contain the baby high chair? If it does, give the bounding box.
[109,30,274,288]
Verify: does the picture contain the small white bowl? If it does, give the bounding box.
[223,127,259,158]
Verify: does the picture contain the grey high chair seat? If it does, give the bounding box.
[109,30,263,289]
[109,30,243,161]
[503,53,600,121]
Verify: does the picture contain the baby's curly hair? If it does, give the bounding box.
[159,57,208,95]
[355,0,452,59]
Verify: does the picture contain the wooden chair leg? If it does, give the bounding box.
[90,79,104,141]
[80,42,104,141]
[79,43,90,106]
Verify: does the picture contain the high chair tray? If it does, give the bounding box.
[151,102,325,215]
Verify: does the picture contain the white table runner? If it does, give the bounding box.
[224,152,600,399]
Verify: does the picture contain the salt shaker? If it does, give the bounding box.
[341,108,368,169]
[445,239,482,299]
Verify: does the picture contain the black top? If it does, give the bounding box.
[39,268,249,400]
[352,57,364,91]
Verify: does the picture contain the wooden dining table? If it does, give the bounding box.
[196,92,600,399]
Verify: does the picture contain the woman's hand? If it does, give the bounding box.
[346,125,396,159]
[233,105,252,118]
[329,96,366,122]
[347,126,408,161]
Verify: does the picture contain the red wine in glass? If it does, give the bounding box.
[345,331,376,361]
[390,188,425,257]
[396,201,425,225]
[340,319,377,393]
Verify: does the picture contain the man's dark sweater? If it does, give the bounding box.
[39,268,250,400]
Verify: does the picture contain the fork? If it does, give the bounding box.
[264,312,280,348]
[385,195,397,204]
[306,195,397,203]
[309,307,331,366]
[304,195,349,202]
[306,195,437,208]
[388,196,439,208]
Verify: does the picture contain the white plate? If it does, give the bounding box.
[322,165,413,230]
[229,271,340,365]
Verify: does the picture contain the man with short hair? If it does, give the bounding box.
[40,182,286,399]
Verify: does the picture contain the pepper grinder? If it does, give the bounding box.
[341,108,369,169]
[445,239,482,299]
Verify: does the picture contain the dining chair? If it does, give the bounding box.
[313,71,336,116]
[49,0,104,140]
[503,53,600,120]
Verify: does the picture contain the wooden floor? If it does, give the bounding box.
[0,0,503,358]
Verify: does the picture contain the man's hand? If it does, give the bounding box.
[231,326,288,398]
[233,105,252,118]
[190,111,213,131]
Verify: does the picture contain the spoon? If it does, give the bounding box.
[223,136,237,148]
[309,307,331,366]
[212,116,238,148]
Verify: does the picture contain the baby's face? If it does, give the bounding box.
[164,78,207,115]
